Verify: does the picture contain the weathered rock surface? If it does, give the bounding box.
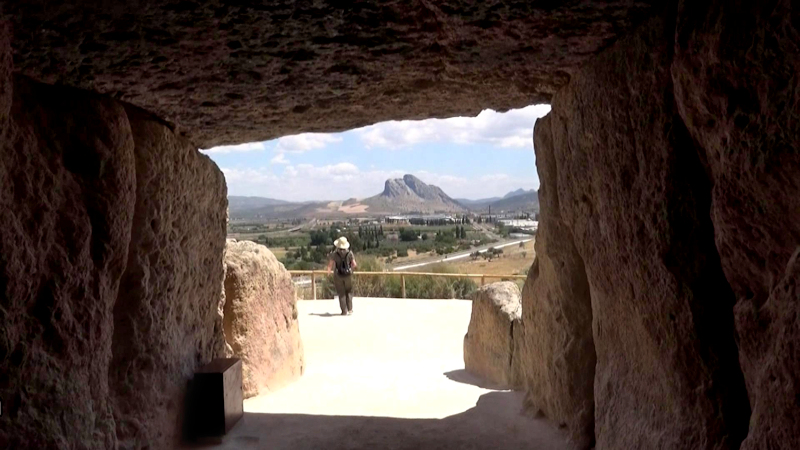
[223,240,304,398]
[108,105,228,448]
[516,113,595,449]
[672,1,800,448]
[0,28,229,448]
[463,282,521,389]
[543,12,750,449]
[4,1,658,147]
[0,37,136,449]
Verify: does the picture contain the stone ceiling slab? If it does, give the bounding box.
[5,1,657,147]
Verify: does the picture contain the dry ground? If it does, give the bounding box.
[203,298,571,450]
[449,240,536,276]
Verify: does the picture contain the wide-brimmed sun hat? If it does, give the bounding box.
[333,236,350,250]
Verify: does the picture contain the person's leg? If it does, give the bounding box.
[344,276,354,313]
[333,276,347,315]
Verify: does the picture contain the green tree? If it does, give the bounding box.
[399,228,418,242]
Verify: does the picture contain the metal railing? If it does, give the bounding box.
[288,270,527,300]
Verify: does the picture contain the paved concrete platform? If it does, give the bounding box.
[198,298,572,450]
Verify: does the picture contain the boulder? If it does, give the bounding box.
[223,240,304,398]
[673,1,800,447]
[516,113,595,449]
[463,282,522,389]
[543,11,750,449]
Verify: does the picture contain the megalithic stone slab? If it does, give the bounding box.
[189,358,243,438]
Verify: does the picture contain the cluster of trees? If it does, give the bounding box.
[433,226,467,244]
[358,225,384,239]
[398,227,419,242]
[408,216,471,226]
[257,235,310,248]
[469,247,504,261]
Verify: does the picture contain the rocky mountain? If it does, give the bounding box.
[361,174,466,213]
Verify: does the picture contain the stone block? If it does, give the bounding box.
[188,358,243,438]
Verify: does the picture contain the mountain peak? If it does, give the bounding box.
[371,174,464,212]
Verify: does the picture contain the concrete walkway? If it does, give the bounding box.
[206,298,572,450]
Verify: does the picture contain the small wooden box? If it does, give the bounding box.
[189,358,243,437]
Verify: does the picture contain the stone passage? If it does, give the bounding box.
[223,240,304,398]
[2,1,800,449]
[463,282,522,389]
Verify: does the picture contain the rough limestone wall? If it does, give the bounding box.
[0,27,136,449]
[516,113,595,449]
[109,105,228,448]
[540,12,751,449]
[672,1,800,448]
[223,240,304,398]
[0,27,229,449]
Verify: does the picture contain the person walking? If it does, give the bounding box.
[327,236,357,315]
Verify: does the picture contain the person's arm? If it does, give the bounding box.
[327,255,334,273]
[350,255,357,269]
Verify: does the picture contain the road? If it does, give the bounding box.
[389,238,533,271]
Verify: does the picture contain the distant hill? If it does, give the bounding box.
[455,196,501,207]
[485,191,539,212]
[503,188,536,199]
[457,188,539,211]
[228,184,539,219]
[228,196,290,215]
[227,174,466,219]
[360,174,466,213]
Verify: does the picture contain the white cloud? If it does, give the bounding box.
[201,141,268,154]
[222,163,536,202]
[270,152,290,165]
[356,104,551,150]
[275,133,342,154]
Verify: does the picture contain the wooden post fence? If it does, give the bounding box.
[287,270,527,300]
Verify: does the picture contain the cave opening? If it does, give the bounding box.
[205,106,566,448]
[2,1,799,450]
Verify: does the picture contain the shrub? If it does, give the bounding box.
[399,228,419,242]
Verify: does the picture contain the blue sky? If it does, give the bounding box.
[202,104,551,202]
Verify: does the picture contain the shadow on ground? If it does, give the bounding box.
[192,391,571,450]
[307,312,345,317]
